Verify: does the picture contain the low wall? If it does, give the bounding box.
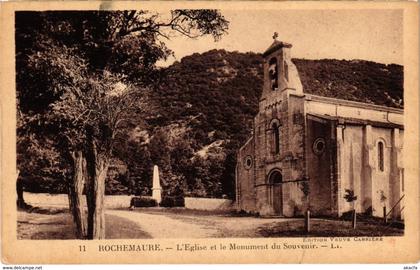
[23,192,133,209]
[184,197,233,211]
[23,192,69,208]
[22,193,234,211]
[105,195,133,209]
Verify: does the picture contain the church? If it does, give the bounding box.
[235,39,404,219]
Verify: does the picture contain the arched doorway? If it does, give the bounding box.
[268,170,283,215]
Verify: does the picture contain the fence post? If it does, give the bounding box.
[305,209,310,233]
[352,209,357,229]
[383,206,387,224]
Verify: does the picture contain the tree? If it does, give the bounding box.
[113,139,154,196]
[16,10,229,239]
[17,132,69,207]
[344,189,358,229]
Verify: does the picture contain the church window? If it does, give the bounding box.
[312,137,326,155]
[268,57,278,90]
[401,169,404,192]
[272,122,280,154]
[378,141,384,171]
[284,63,289,81]
[269,170,282,184]
[244,155,253,170]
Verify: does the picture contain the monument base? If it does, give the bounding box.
[152,188,162,204]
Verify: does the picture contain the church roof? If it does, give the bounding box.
[307,113,403,129]
[263,40,292,57]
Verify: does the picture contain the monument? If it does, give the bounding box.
[152,165,162,203]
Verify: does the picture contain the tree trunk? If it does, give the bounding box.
[68,151,87,239]
[352,209,357,229]
[86,153,109,240]
[16,170,26,209]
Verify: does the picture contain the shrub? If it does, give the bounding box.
[159,196,185,207]
[341,210,355,221]
[364,206,373,216]
[130,197,157,208]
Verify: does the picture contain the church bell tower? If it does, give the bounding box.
[251,35,306,216]
[260,34,303,106]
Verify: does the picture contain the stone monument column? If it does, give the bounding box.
[152,165,162,204]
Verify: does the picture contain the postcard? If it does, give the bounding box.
[1,1,419,264]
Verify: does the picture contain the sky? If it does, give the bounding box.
[158,9,403,67]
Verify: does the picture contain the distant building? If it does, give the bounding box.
[236,40,404,219]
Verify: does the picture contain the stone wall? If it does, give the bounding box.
[22,192,133,209]
[236,137,257,212]
[338,125,365,214]
[306,117,334,215]
[184,197,234,211]
[250,90,307,216]
[280,92,307,216]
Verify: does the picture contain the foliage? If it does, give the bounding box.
[17,135,69,194]
[294,58,403,108]
[379,190,387,204]
[344,189,358,203]
[299,181,310,198]
[130,197,158,208]
[159,196,185,207]
[105,160,130,195]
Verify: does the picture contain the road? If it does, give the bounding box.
[107,209,295,238]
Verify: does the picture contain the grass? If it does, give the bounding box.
[17,208,151,239]
[257,219,404,237]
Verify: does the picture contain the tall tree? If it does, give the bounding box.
[16,10,229,239]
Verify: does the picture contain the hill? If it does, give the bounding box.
[294,58,403,108]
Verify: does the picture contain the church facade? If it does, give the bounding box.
[235,40,404,218]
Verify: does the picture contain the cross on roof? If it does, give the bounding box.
[272,32,278,40]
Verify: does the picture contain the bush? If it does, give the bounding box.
[130,197,157,208]
[341,210,354,221]
[159,196,185,207]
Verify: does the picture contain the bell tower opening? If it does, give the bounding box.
[260,35,303,101]
[268,57,278,91]
[272,122,280,154]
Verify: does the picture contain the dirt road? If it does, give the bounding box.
[18,207,297,239]
[107,209,294,238]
